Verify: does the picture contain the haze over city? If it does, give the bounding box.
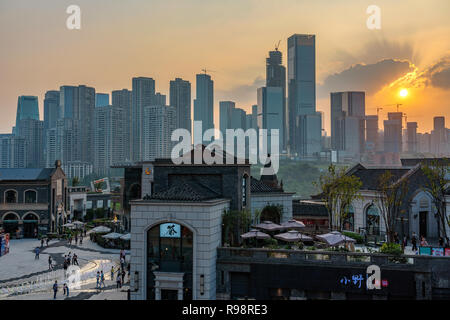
[1,0,449,134]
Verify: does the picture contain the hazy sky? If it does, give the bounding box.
[0,0,449,134]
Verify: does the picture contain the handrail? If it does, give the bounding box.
[217,246,450,260]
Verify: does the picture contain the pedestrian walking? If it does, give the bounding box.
[53,281,58,299]
[48,256,53,270]
[120,256,125,271]
[79,237,83,245]
[75,234,78,245]
[411,232,418,251]
[63,283,69,297]
[96,271,100,289]
[63,260,68,278]
[111,266,115,281]
[100,271,106,288]
[439,237,444,247]
[116,273,121,289]
[121,269,125,284]
[41,238,44,248]
[34,247,40,259]
[46,238,49,246]
[63,283,67,295]
[127,263,130,278]
[72,253,79,266]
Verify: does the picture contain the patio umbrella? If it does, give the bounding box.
[240,229,271,240]
[62,223,75,228]
[274,230,312,242]
[120,233,131,241]
[279,219,305,230]
[102,232,123,239]
[91,226,111,233]
[315,231,356,247]
[72,221,85,226]
[252,221,283,232]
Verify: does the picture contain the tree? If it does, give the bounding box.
[222,209,252,247]
[422,158,449,240]
[72,176,80,187]
[94,181,104,192]
[316,165,362,231]
[376,171,409,243]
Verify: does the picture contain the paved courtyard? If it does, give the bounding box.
[0,234,130,300]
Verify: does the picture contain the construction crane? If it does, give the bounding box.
[201,68,216,75]
[383,103,403,112]
[275,40,281,51]
[376,107,383,118]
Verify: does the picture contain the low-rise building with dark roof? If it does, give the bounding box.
[0,160,67,238]
[312,158,450,242]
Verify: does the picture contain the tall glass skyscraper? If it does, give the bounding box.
[44,90,60,131]
[194,74,214,145]
[287,34,321,156]
[266,49,286,151]
[16,96,39,129]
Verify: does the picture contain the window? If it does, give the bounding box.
[24,190,37,203]
[342,205,354,232]
[5,190,17,203]
[366,204,380,235]
[242,176,248,207]
[147,223,193,300]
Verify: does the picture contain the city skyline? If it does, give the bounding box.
[1,0,449,134]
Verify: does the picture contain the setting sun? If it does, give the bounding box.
[399,89,408,97]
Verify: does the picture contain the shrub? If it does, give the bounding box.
[342,231,364,244]
[380,242,403,255]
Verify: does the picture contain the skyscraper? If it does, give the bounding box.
[132,77,156,162]
[95,93,110,108]
[59,85,96,164]
[257,87,284,154]
[194,73,214,145]
[431,116,448,155]
[384,112,403,153]
[330,91,366,159]
[43,91,60,131]
[266,49,286,150]
[112,89,132,161]
[142,105,176,161]
[94,105,126,175]
[365,115,379,152]
[219,101,236,135]
[287,34,320,156]
[0,134,27,168]
[16,96,39,130]
[406,122,418,153]
[16,119,44,168]
[170,78,191,134]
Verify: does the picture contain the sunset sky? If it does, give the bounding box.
[0,0,449,134]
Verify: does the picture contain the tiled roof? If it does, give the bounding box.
[351,167,410,190]
[0,168,55,181]
[150,179,221,201]
[250,177,282,193]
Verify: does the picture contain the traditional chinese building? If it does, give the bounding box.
[0,160,67,238]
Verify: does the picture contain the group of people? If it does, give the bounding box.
[406,232,449,252]
[52,280,71,299]
[95,249,130,291]
[62,252,79,277]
